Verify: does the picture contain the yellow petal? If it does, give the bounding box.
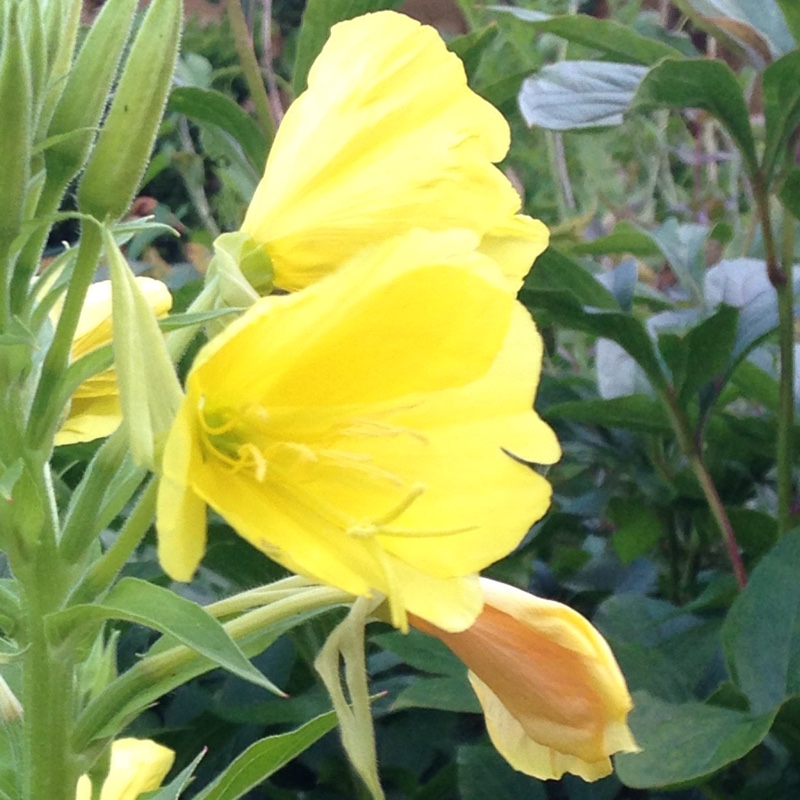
[411,578,638,781]
[478,215,550,292]
[241,11,528,291]
[75,738,174,800]
[156,231,558,631]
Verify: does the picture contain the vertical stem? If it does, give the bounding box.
[777,207,796,535]
[260,0,284,126]
[227,0,276,143]
[661,389,747,588]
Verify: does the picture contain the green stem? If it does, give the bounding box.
[14,539,80,800]
[227,0,276,144]
[661,389,747,588]
[29,222,102,449]
[777,206,796,535]
[71,586,349,749]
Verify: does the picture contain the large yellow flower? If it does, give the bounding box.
[157,231,559,632]
[55,278,172,446]
[240,10,547,292]
[75,738,174,800]
[411,578,638,781]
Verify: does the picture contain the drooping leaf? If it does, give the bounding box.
[544,396,673,434]
[519,61,648,130]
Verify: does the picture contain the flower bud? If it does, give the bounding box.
[77,0,182,221]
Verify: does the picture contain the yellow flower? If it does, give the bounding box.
[75,738,174,800]
[157,230,559,632]
[241,10,548,292]
[411,578,638,782]
[55,278,172,446]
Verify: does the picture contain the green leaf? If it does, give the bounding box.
[193,712,338,800]
[780,167,800,219]
[615,692,776,788]
[169,86,268,171]
[570,221,661,258]
[723,527,800,714]
[292,0,402,95]
[776,0,800,43]
[392,675,480,714]
[49,578,277,693]
[762,50,800,183]
[629,58,758,175]
[144,751,205,800]
[447,25,499,83]
[372,629,465,676]
[520,60,648,129]
[522,248,618,310]
[458,745,546,800]
[679,304,739,403]
[609,498,663,563]
[545,396,673,434]
[490,8,684,65]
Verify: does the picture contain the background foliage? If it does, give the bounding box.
[68,0,800,796]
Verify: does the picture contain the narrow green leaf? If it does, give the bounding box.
[293,0,402,95]
[169,86,268,171]
[447,25,499,83]
[193,712,338,800]
[520,61,648,130]
[570,221,661,258]
[629,58,758,175]
[616,692,776,788]
[723,527,800,714]
[491,8,685,65]
[49,577,277,693]
[144,751,205,800]
[762,49,800,183]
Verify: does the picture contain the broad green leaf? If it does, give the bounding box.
[761,50,800,183]
[490,8,685,65]
[776,0,800,43]
[629,58,758,175]
[608,498,663,564]
[169,86,268,171]
[372,629,465,676]
[616,692,776,788]
[723,527,800,714]
[526,288,666,386]
[49,578,276,692]
[392,675,480,714]
[292,0,402,95]
[520,61,648,129]
[545,396,673,434]
[680,304,739,403]
[193,712,338,800]
[522,248,618,310]
[570,221,661,258]
[458,745,546,800]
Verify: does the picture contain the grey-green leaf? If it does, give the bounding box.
[520,61,648,129]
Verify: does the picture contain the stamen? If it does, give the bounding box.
[346,484,426,538]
